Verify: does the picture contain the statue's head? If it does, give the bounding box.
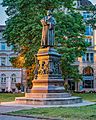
[47,10,52,16]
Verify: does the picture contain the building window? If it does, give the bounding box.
[11,74,16,83]
[82,53,94,63]
[86,53,89,61]
[90,53,94,62]
[82,54,86,62]
[83,80,93,88]
[83,12,90,20]
[0,33,2,40]
[1,57,6,66]
[2,89,5,92]
[83,67,94,88]
[83,67,93,76]
[68,80,75,90]
[85,38,92,46]
[1,74,6,84]
[77,1,80,7]
[1,43,6,50]
[10,45,14,50]
[12,89,16,92]
[85,26,92,35]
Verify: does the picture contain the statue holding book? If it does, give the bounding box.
[41,10,56,47]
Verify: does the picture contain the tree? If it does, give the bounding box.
[56,11,88,82]
[15,83,21,91]
[2,0,88,82]
[80,4,96,28]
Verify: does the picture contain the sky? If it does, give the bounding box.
[0,0,8,25]
[0,0,96,25]
[90,0,96,5]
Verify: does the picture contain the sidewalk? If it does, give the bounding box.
[0,101,96,120]
[0,115,40,120]
[0,105,32,113]
[0,104,59,120]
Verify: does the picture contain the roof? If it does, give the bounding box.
[80,0,93,6]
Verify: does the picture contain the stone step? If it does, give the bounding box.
[33,79,64,82]
[15,96,82,105]
[25,93,71,98]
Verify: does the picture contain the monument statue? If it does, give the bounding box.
[15,10,82,106]
[41,10,56,47]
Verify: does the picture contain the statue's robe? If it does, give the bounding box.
[41,15,56,47]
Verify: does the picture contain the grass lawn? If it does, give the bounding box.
[0,93,24,102]
[72,93,96,102]
[10,105,96,120]
[5,93,96,120]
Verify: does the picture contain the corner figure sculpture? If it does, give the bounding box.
[41,10,56,47]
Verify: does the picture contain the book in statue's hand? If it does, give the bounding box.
[41,19,47,26]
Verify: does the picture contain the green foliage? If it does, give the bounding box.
[9,55,25,68]
[27,79,32,89]
[15,83,21,90]
[80,4,96,14]
[2,0,88,81]
[26,65,35,88]
[56,11,88,80]
[80,5,96,29]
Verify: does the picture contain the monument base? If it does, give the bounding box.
[15,93,82,105]
[15,47,82,105]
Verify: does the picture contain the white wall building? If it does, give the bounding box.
[0,25,22,92]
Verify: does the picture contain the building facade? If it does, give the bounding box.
[68,0,96,92]
[0,0,95,93]
[78,11,95,92]
[0,25,22,92]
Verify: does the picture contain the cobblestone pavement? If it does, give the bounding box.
[0,115,44,120]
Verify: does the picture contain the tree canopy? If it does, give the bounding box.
[80,4,96,29]
[2,0,88,81]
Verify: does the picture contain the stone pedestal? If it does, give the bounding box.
[15,93,82,105]
[15,47,82,105]
[32,47,64,93]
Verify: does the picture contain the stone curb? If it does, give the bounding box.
[0,113,61,120]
